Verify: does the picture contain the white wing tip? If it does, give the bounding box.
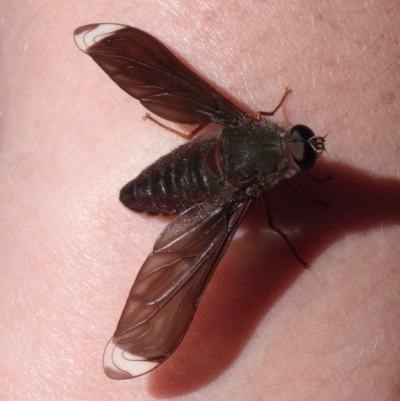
[103,337,160,380]
[74,23,126,53]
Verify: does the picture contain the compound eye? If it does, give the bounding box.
[290,125,317,171]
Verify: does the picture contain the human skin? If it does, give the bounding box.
[1,0,400,400]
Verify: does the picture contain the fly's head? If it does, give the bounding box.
[289,125,326,171]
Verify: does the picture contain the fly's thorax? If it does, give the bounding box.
[220,122,299,189]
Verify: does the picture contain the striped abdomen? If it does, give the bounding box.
[120,132,229,215]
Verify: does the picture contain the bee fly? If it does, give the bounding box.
[74,23,325,379]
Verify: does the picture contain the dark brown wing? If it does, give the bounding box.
[103,197,254,379]
[74,24,247,126]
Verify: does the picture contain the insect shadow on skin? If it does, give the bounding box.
[74,23,326,380]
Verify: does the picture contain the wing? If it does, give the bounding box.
[74,24,247,126]
[103,197,254,379]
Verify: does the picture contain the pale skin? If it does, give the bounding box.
[1,0,400,400]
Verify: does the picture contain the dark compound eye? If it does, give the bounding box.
[290,124,318,171]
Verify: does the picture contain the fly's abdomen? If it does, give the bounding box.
[120,133,227,215]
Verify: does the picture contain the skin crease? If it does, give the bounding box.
[1,0,400,400]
